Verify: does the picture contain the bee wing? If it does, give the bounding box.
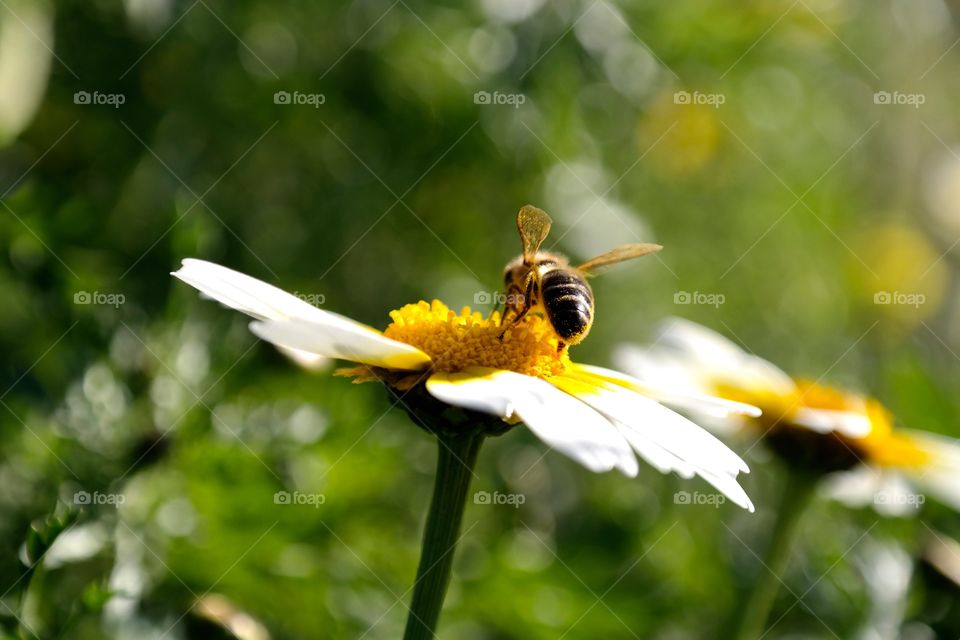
[517,205,552,263]
[575,243,663,275]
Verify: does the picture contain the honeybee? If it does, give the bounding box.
[499,205,662,349]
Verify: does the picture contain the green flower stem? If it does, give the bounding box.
[403,430,484,640]
[731,469,818,640]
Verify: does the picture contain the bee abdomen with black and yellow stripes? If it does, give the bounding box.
[540,269,594,344]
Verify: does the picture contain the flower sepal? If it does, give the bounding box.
[763,423,867,476]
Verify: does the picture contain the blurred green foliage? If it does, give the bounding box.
[1,0,960,638]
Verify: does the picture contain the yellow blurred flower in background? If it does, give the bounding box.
[638,90,720,177]
[851,223,948,329]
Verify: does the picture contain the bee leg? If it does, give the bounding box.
[498,305,530,340]
[556,341,566,352]
[499,276,536,340]
[500,284,521,315]
[497,305,513,340]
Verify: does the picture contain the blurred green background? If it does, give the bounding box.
[2,0,960,638]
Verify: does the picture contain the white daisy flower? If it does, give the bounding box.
[172,260,759,510]
[616,317,960,513]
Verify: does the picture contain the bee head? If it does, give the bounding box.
[503,255,527,288]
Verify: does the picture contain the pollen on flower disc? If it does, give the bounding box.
[383,300,569,378]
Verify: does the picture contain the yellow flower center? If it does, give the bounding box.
[856,399,930,468]
[383,300,569,378]
[794,379,863,413]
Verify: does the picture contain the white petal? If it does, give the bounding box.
[822,466,885,508]
[574,363,761,419]
[276,347,330,371]
[614,345,715,397]
[695,468,755,512]
[901,431,960,513]
[423,369,516,419]
[871,475,924,517]
[635,318,797,398]
[173,259,327,322]
[654,318,793,389]
[425,367,638,477]
[173,259,430,370]
[250,317,431,371]
[558,372,749,475]
[791,407,873,438]
[822,466,924,516]
[925,534,960,587]
[615,426,697,478]
[654,316,752,365]
[549,373,754,511]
